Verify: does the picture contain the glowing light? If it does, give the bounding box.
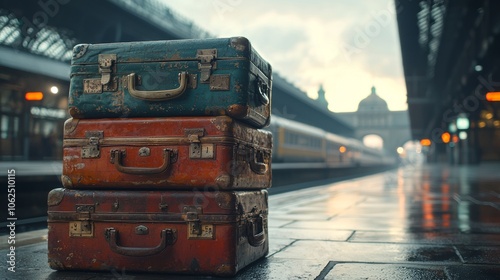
[448,123,457,133]
[474,65,483,72]
[494,120,500,127]
[50,86,59,94]
[459,131,467,140]
[484,112,493,120]
[397,147,404,154]
[441,132,451,144]
[339,146,346,153]
[420,139,431,146]
[452,135,459,143]
[456,114,469,130]
[486,92,500,102]
[478,121,486,128]
[25,92,43,101]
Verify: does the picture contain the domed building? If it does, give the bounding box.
[357,86,389,128]
[334,86,411,155]
[358,86,389,111]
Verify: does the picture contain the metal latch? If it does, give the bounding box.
[185,128,214,159]
[82,131,103,159]
[183,206,214,239]
[196,49,217,83]
[69,204,94,237]
[98,54,116,85]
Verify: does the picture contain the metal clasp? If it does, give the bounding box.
[185,128,214,159]
[81,131,103,159]
[98,54,116,85]
[70,204,95,237]
[196,49,217,83]
[182,206,214,239]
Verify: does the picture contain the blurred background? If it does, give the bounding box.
[0,0,499,173]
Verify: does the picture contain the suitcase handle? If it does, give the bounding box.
[256,79,270,105]
[249,149,268,175]
[105,228,177,257]
[126,72,188,101]
[110,149,174,175]
[246,214,266,247]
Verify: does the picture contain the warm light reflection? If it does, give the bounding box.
[397,169,406,220]
[478,121,486,128]
[339,146,346,153]
[441,183,450,228]
[422,182,435,229]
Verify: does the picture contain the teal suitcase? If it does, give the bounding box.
[68,37,272,128]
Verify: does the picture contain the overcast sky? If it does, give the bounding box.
[162,0,407,112]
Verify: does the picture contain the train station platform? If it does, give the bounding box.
[2,162,500,279]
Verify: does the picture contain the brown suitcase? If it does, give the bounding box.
[62,116,272,190]
[47,188,268,276]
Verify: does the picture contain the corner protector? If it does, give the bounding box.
[230,37,250,52]
[61,175,73,188]
[47,188,65,207]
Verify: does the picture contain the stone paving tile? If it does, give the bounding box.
[270,213,333,221]
[267,218,295,228]
[268,238,295,255]
[324,263,447,280]
[455,245,500,264]
[284,218,410,232]
[273,240,462,264]
[235,257,327,280]
[350,231,500,246]
[269,227,353,241]
[444,265,500,280]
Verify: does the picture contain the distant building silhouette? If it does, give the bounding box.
[316,84,329,109]
[333,86,411,156]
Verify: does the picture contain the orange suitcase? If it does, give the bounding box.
[47,188,268,276]
[62,116,272,190]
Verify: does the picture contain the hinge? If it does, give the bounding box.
[196,49,217,83]
[69,204,95,237]
[98,54,116,85]
[81,131,103,159]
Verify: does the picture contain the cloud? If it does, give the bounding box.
[161,0,407,112]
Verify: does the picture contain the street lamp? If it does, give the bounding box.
[456,114,469,130]
[456,113,469,164]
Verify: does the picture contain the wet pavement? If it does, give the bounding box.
[2,162,500,279]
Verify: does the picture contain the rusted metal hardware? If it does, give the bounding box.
[81,131,103,159]
[197,49,217,83]
[183,206,214,239]
[209,74,230,91]
[185,128,215,159]
[246,212,266,247]
[249,148,269,175]
[256,77,270,105]
[69,204,95,237]
[98,54,116,85]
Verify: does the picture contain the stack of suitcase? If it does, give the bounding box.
[47,37,273,277]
